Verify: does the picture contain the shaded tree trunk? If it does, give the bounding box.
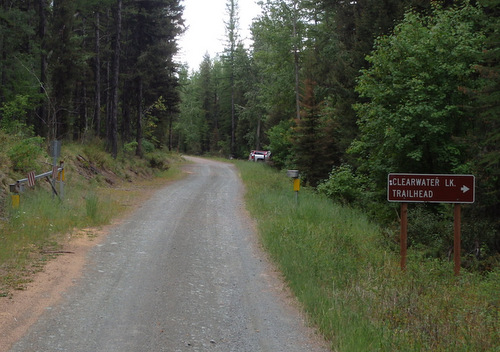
[94,11,101,137]
[108,0,121,158]
[136,76,143,157]
[36,0,48,137]
[292,0,300,121]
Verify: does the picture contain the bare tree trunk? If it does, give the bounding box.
[292,0,300,121]
[122,84,131,142]
[168,112,174,151]
[256,118,261,149]
[105,10,111,134]
[225,0,238,157]
[136,77,143,157]
[108,0,122,158]
[0,1,7,106]
[94,11,101,137]
[36,0,48,136]
[231,84,235,156]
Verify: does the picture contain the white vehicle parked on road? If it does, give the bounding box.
[248,150,271,162]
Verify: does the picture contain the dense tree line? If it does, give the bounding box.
[1,0,498,264]
[178,0,499,265]
[0,0,183,157]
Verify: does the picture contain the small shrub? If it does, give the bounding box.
[7,136,45,173]
[146,151,169,170]
[0,95,36,137]
[123,141,138,154]
[85,192,99,222]
[83,142,111,169]
[407,205,449,252]
[317,164,368,205]
[142,139,155,154]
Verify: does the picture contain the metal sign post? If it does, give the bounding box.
[50,140,61,198]
[287,170,300,205]
[388,173,475,275]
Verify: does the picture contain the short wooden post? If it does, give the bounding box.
[454,204,461,276]
[400,203,408,271]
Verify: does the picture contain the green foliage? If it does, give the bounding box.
[265,119,294,168]
[85,192,100,223]
[145,150,170,170]
[466,0,500,255]
[350,2,499,261]
[353,3,485,183]
[291,79,340,186]
[317,164,370,205]
[7,136,45,173]
[406,205,450,255]
[0,131,12,171]
[175,67,207,154]
[123,141,139,154]
[82,141,112,169]
[0,95,36,137]
[141,139,155,154]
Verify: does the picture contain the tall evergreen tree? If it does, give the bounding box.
[292,79,338,186]
[120,0,183,154]
[468,0,500,252]
[222,0,240,157]
[49,0,81,139]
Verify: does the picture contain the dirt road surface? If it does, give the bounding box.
[7,157,329,352]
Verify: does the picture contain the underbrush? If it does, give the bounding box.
[236,161,499,351]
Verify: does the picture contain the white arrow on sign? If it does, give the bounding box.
[461,185,470,193]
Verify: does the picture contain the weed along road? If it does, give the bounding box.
[10,157,328,352]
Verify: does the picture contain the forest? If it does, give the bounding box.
[0,0,498,266]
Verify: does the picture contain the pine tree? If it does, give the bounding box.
[292,79,337,186]
[222,0,240,157]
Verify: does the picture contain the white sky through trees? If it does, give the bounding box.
[177,0,261,70]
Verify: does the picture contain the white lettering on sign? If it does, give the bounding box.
[389,177,440,187]
[445,179,455,187]
[392,189,434,199]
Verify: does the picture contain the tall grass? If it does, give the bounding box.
[0,183,114,286]
[236,161,499,351]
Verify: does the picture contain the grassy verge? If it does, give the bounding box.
[235,161,499,351]
[0,142,184,297]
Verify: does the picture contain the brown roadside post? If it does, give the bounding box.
[454,204,461,276]
[400,203,408,271]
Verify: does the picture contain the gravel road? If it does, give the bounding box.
[10,157,329,352]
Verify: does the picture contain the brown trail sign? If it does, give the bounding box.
[388,173,475,203]
[387,173,475,275]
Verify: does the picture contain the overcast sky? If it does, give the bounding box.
[176,0,262,70]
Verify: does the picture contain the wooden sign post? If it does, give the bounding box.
[400,203,408,271]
